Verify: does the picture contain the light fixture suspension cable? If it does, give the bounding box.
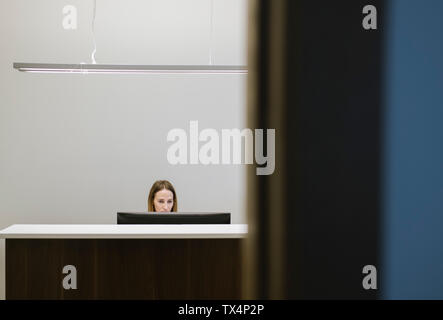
[208,0,214,65]
[91,0,97,64]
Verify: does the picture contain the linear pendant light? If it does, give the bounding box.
[13,1,247,75]
[13,63,248,74]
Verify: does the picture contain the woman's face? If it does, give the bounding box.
[153,188,174,212]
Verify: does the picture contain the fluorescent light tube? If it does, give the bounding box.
[13,63,248,74]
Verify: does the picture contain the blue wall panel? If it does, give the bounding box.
[383,0,443,299]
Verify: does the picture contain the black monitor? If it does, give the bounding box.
[117,212,231,224]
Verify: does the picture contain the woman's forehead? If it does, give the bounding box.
[155,189,173,198]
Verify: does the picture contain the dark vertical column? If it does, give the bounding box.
[284,0,384,299]
[250,0,385,299]
[254,0,271,299]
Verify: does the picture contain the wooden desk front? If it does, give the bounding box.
[1,224,246,299]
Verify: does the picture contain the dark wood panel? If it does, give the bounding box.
[7,239,63,299]
[60,240,97,299]
[189,239,242,299]
[6,239,242,299]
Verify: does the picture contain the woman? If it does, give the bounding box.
[147,180,178,212]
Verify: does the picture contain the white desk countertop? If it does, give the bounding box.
[0,224,248,239]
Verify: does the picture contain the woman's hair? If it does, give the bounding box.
[147,180,178,212]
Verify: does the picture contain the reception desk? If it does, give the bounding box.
[0,224,247,300]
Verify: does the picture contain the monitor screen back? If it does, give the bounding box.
[117,212,231,224]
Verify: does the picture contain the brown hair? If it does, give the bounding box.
[147,180,177,212]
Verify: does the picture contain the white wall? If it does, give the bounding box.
[0,0,248,299]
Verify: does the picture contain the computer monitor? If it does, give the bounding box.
[116,212,231,224]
